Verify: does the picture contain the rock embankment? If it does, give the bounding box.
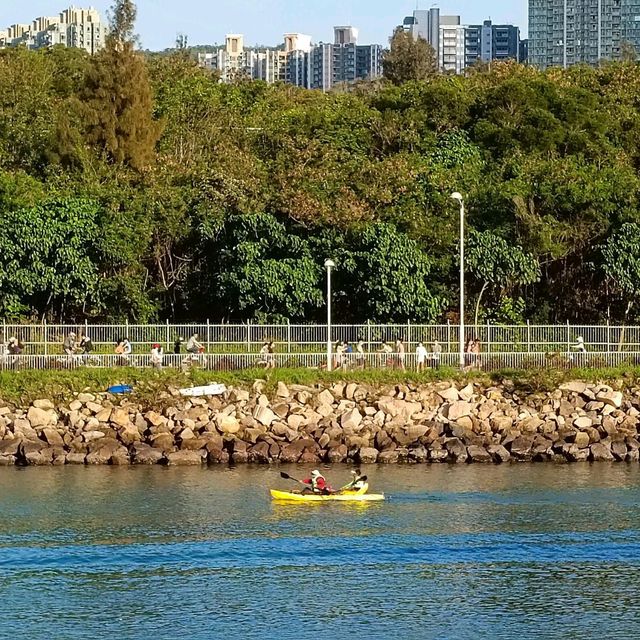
[0,380,638,466]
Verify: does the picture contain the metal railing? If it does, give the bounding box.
[1,351,639,372]
[3,321,640,356]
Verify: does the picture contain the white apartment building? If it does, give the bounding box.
[0,6,107,54]
[439,16,466,74]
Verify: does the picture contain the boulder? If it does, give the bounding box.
[253,406,277,428]
[340,408,362,432]
[437,387,460,402]
[574,431,591,449]
[596,390,623,409]
[317,389,334,406]
[207,447,230,464]
[560,382,588,394]
[357,447,379,463]
[33,399,55,410]
[326,444,348,463]
[218,415,241,434]
[111,408,132,428]
[41,428,63,447]
[378,398,422,420]
[77,393,95,404]
[166,450,206,466]
[279,441,306,464]
[378,450,399,464]
[118,424,142,446]
[611,441,628,461]
[65,452,87,465]
[446,401,474,422]
[487,444,511,463]
[248,441,271,464]
[467,445,492,463]
[509,435,535,461]
[27,407,55,428]
[276,381,290,398]
[590,442,615,462]
[132,444,164,465]
[458,384,475,402]
[445,438,468,463]
[573,417,593,430]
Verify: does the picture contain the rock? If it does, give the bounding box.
[446,401,474,422]
[437,387,460,402]
[145,410,165,427]
[207,447,230,464]
[611,441,628,461]
[95,408,112,423]
[248,441,271,463]
[491,416,513,432]
[33,399,55,410]
[150,432,175,450]
[86,402,104,415]
[574,431,591,449]
[573,417,593,430]
[110,408,132,427]
[357,447,378,463]
[276,381,290,398]
[510,435,534,461]
[83,430,106,443]
[327,444,348,463]
[458,384,474,402]
[279,441,307,464]
[119,424,142,446]
[596,391,623,409]
[340,408,362,432]
[560,382,588,394]
[40,428,63,447]
[378,398,422,420]
[487,444,511,463]
[229,389,250,402]
[27,407,55,428]
[253,406,277,428]
[590,443,614,462]
[445,438,468,463]
[317,389,334,406]
[166,450,205,466]
[378,450,399,464]
[132,444,164,465]
[217,415,240,434]
[467,445,492,463]
[66,452,87,464]
[77,393,95,403]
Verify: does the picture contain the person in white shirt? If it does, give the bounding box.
[396,339,406,371]
[150,343,163,369]
[416,342,428,373]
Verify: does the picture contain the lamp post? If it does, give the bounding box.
[324,259,336,371]
[451,192,465,369]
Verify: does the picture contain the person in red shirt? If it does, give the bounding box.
[302,470,333,495]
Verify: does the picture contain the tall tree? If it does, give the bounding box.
[382,28,437,85]
[83,0,162,170]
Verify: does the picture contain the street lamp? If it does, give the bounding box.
[324,259,336,371]
[451,192,465,369]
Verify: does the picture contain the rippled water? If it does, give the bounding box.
[1,464,639,639]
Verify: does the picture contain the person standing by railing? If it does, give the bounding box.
[396,338,406,371]
[431,340,442,370]
[416,342,428,373]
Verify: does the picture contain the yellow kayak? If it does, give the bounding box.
[270,483,385,502]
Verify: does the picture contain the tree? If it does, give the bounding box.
[382,28,437,85]
[0,200,101,319]
[83,0,162,169]
[600,223,640,321]
[466,231,540,326]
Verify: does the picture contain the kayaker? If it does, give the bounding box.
[302,470,333,495]
[344,470,366,491]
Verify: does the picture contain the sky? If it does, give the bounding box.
[1,1,529,50]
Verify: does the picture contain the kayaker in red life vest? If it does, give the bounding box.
[302,470,333,495]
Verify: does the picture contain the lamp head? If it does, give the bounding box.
[450,192,463,203]
[324,259,336,269]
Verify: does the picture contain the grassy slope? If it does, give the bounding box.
[1,365,640,405]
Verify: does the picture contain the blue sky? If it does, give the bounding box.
[1,1,528,50]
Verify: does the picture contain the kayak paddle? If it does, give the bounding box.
[280,471,306,485]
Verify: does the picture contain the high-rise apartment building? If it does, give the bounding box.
[402,9,521,73]
[0,6,107,54]
[529,0,640,69]
[198,27,382,90]
[465,20,521,68]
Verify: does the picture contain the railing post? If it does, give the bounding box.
[287,318,291,354]
[43,319,48,356]
[166,319,170,351]
[567,319,570,352]
[447,319,451,353]
[527,319,531,353]
[607,320,611,353]
[207,319,211,352]
[246,321,251,352]
[367,320,371,351]
[487,321,491,354]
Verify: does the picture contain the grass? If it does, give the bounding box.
[2,364,640,406]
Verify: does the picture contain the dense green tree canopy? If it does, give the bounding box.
[3,14,640,324]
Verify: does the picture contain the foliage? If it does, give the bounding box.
[382,28,437,85]
[3,14,640,324]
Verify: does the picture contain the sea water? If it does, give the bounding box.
[0,464,639,639]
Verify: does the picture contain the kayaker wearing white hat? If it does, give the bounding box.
[344,470,367,491]
[302,470,333,495]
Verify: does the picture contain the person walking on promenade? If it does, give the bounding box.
[396,338,406,371]
[266,341,276,369]
[63,332,77,357]
[431,340,442,370]
[416,341,428,373]
[150,343,164,369]
[356,339,366,369]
